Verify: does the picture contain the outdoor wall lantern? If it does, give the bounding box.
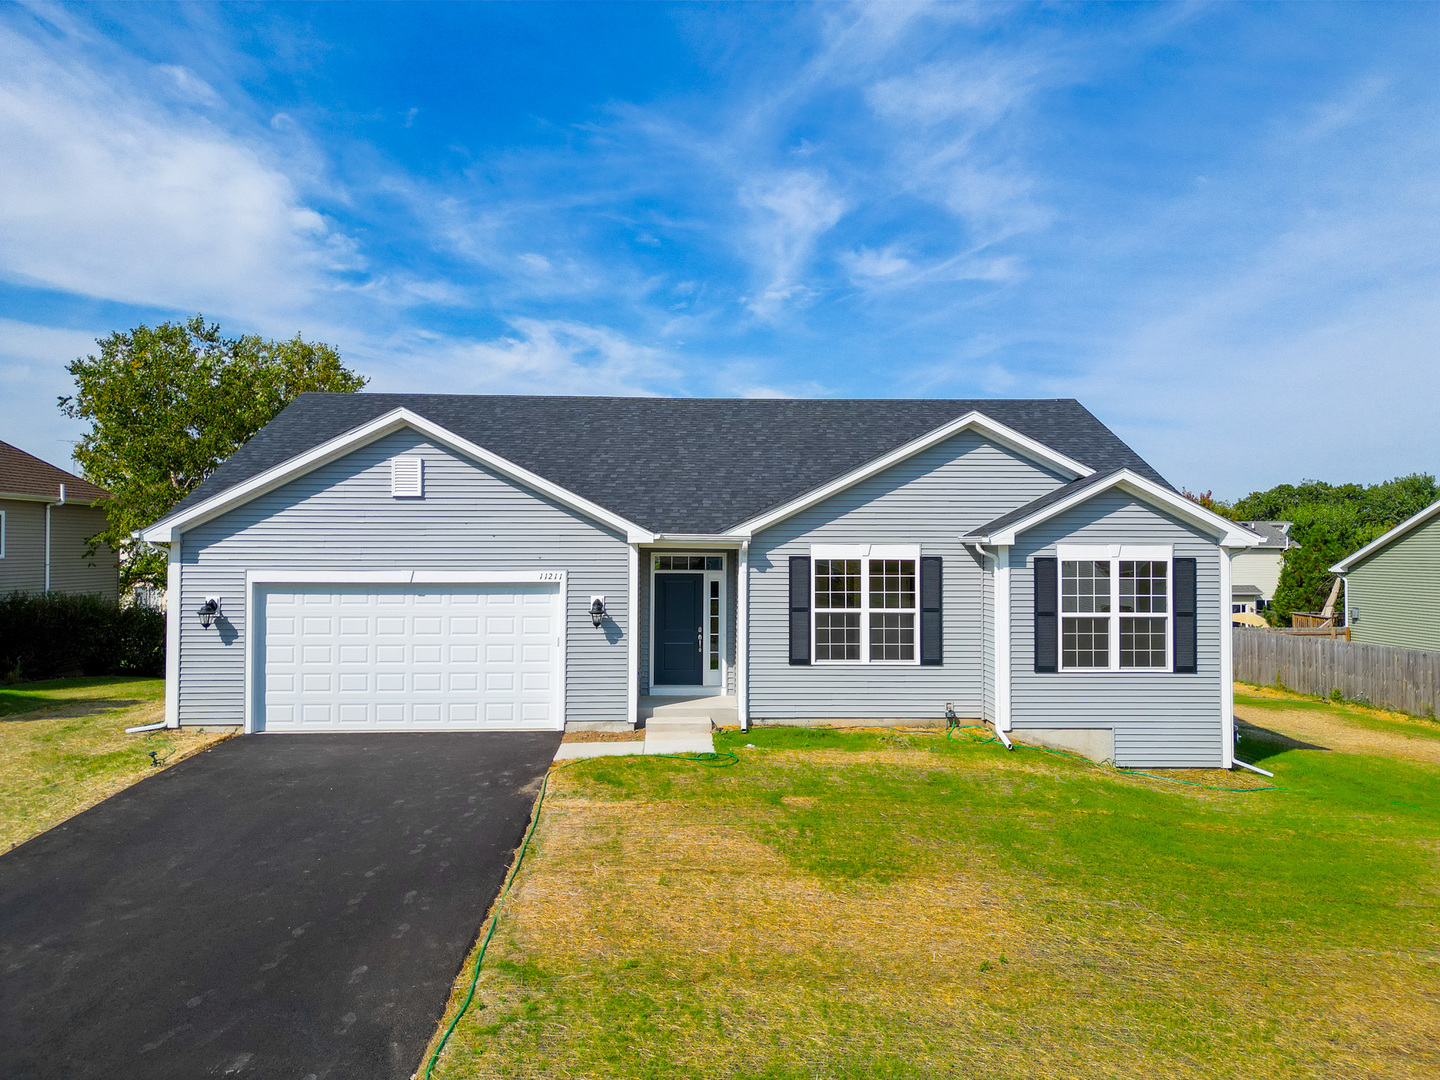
[589,596,607,627]
[197,597,221,629]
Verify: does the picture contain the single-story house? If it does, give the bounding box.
[0,439,118,601]
[1330,499,1440,651]
[140,395,1263,768]
[1230,520,1297,614]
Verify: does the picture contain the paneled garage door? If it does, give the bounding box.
[259,583,561,731]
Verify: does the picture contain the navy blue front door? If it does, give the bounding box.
[655,574,703,685]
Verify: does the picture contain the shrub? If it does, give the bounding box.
[0,591,164,682]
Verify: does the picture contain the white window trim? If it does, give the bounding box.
[811,543,922,666]
[649,551,728,694]
[1056,544,1173,673]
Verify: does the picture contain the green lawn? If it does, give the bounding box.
[0,677,231,851]
[428,717,1440,1079]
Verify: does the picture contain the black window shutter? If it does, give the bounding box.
[1173,557,1198,673]
[789,555,811,666]
[920,556,943,666]
[1033,556,1058,673]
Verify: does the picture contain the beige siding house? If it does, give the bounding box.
[0,441,118,601]
[1230,520,1297,614]
[1332,501,1440,651]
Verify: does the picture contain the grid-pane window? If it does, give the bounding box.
[709,580,721,671]
[1062,560,1110,613]
[816,613,862,661]
[656,554,708,570]
[813,554,918,663]
[1120,561,1167,613]
[870,613,915,661]
[815,560,862,609]
[1059,553,1172,671]
[1063,616,1110,668]
[1120,617,1167,669]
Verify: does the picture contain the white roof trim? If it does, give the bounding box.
[140,408,656,544]
[974,470,1266,548]
[1330,497,1440,574]
[725,411,1095,538]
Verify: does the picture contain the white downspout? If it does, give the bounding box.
[737,540,750,732]
[627,544,640,729]
[1220,546,1236,769]
[44,502,51,593]
[164,538,182,728]
[993,545,1012,738]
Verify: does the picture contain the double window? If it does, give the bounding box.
[812,546,919,664]
[1058,546,1171,671]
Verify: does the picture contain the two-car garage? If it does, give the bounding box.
[255,580,564,732]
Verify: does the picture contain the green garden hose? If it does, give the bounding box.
[421,747,738,1079]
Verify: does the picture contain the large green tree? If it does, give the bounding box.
[60,316,367,591]
[1228,475,1439,624]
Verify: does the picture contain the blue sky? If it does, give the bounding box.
[2,2,1438,500]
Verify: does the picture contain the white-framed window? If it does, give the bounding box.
[1058,545,1172,672]
[812,544,920,665]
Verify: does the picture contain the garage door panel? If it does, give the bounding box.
[261,583,561,732]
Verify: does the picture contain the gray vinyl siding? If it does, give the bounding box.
[747,431,1067,720]
[0,499,117,599]
[176,429,630,727]
[46,504,118,600]
[1008,491,1224,768]
[1345,511,1440,651]
[637,547,738,696]
[0,499,45,593]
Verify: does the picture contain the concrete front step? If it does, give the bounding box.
[644,715,715,755]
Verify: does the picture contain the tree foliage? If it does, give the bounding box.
[60,316,367,591]
[1228,475,1440,624]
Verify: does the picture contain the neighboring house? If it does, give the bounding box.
[1230,520,1298,614]
[140,395,1262,768]
[0,440,118,601]
[1331,499,1440,651]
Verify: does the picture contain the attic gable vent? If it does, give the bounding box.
[391,457,424,498]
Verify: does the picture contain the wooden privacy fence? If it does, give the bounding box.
[1233,629,1440,717]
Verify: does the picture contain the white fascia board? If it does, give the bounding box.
[650,534,745,547]
[981,471,1266,549]
[725,411,1095,538]
[246,569,568,586]
[141,408,655,544]
[1330,498,1440,573]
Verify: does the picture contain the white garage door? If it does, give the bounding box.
[259,583,561,731]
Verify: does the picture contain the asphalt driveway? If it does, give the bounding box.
[0,731,561,1080]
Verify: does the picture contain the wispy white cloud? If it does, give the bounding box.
[0,20,354,320]
[0,317,102,464]
[361,318,680,398]
[738,170,847,318]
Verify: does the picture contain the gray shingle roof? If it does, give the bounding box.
[962,470,1125,541]
[164,394,1169,535]
[1239,521,1299,550]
